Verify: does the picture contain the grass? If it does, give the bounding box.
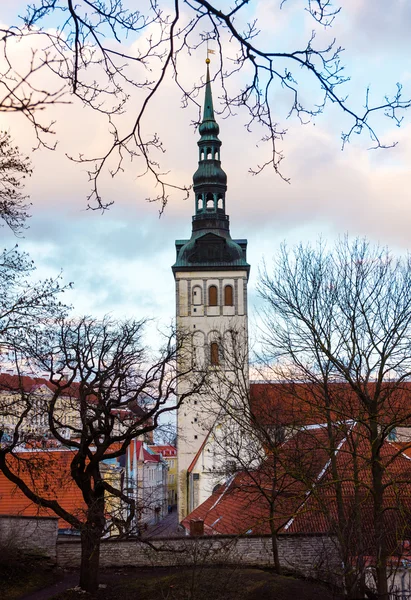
[0,548,61,600]
[50,566,344,600]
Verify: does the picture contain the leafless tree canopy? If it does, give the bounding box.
[258,237,411,599]
[0,131,32,235]
[1,1,410,210]
[258,238,411,387]
[0,245,68,353]
[0,317,204,593]
[0,131,70,353]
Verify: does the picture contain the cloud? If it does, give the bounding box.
[0,1,410,338]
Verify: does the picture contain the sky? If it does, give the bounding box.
[1,0,411,353]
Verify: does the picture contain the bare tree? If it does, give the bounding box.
[0,316,205,594]
[0,131,70,355]
[0,131,32,235]
[201,332,339,576]
[1,1,410,210]
[258,237,411,599]
[0,247,69,354]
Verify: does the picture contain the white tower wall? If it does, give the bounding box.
[175,269,249,521]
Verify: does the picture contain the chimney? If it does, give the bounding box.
[190,519,204,537]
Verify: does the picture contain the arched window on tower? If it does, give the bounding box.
[192,285,202,305]
[206,193,214,210]
[224,285,233,306]
[206,147,212,160]
[210,342,220,366]
[197,195,203,211]
[217,195,224,210]
[192,330,205,369]
[208,285,218,306]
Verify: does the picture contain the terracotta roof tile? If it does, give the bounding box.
[149,445,177,457]
[0,449,87,529]
[182,423,411,543]
[250,382,411,427]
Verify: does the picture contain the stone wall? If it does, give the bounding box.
[58,533,340,582]
[0,514,58,560]
[0,514,340,582]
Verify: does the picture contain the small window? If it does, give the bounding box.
[388,428,397,441]
[224,285,233,306]
[210,342,220,366]
[194,435,198,440]
[208,285,218,306]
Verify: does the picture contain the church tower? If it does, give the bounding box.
[172,60,250,522]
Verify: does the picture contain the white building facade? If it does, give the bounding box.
[124,440,168,529]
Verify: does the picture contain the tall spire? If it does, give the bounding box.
[199,61,219,136]
[193,59,227,220]
[172,56,249,273]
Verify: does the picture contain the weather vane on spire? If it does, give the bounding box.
[206,42,215,64]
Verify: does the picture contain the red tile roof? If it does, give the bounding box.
[182,425,336,535]
[0,373,81,398]
[250,381,411,427]
[0,449,87,529]
[287,433,411,539]
[182,423,411,543]
[131,440,161,463]
[0,373,141,422]
[0,373,53,394]
[149,445,177,457]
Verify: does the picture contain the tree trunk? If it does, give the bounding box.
[324,406,356,596]
[370,422,389,600]
[79,526,102,594]
[269,506,281,574]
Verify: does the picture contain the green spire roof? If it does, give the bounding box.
[199,64,219,138]
[203,64,214,120]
